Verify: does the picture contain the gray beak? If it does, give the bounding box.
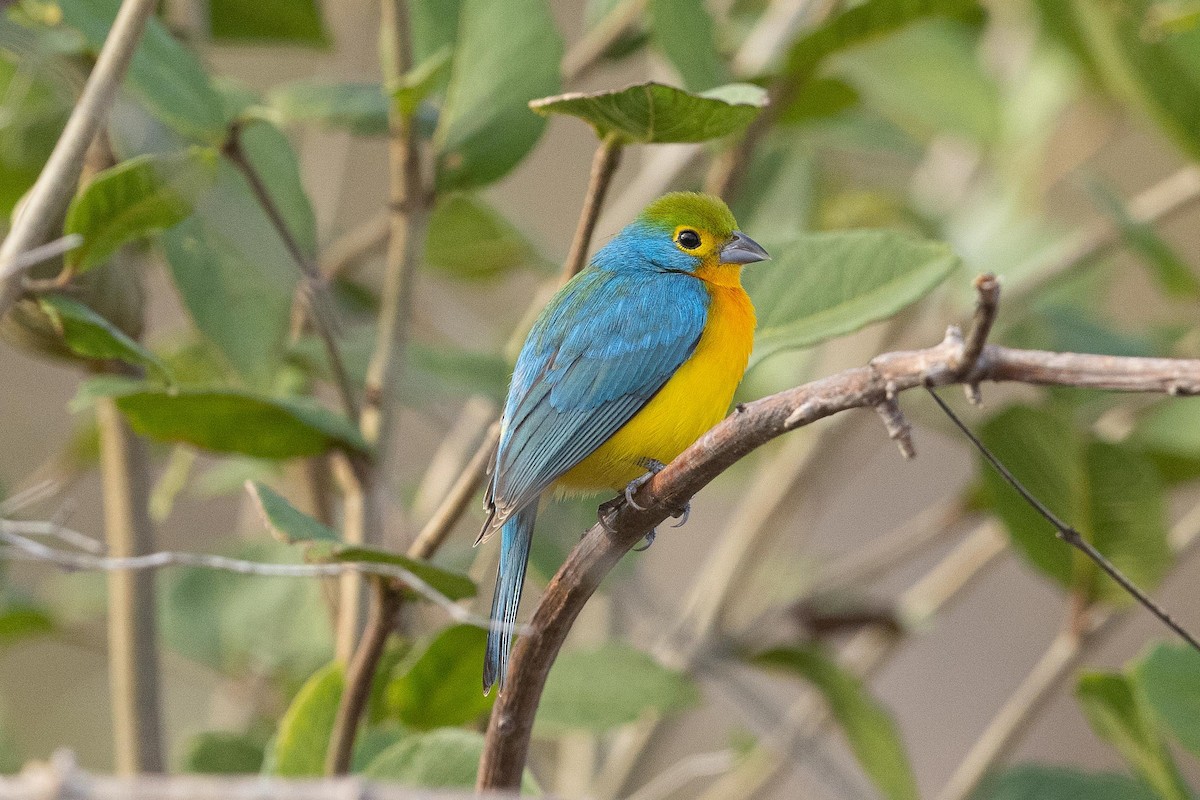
[720,231,770,265]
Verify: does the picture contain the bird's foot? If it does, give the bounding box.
[632,528,657,552]
[595,497,621,535]
[623,459,666,511]
[670,501,691,528]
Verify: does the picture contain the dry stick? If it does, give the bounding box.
[96,396,164,774]
[326,0,427,774]
[477,335,1200,791]
[410,423,501,561]
[926,386,1200,652]
[321,210,390,280]
[0,0,156,319]
[222,127,359,422]
[560,135,624,286]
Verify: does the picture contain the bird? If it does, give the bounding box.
[477,192,769,693]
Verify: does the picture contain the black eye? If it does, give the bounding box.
[677,229,701,250]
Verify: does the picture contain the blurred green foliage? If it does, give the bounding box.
[3,0,1200,794]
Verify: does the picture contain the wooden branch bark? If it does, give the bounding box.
[0,0,157,319]
[476,322,1200,791]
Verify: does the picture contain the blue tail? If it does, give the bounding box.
[484,505,537,694]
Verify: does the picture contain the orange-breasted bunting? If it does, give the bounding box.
[478,192,769,692]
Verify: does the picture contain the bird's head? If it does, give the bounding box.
[603,192,769,283]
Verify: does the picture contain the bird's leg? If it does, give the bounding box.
[624,458,666,511]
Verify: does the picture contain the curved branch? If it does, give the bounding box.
[477,327,1200,791]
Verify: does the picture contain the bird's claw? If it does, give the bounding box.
[632,528,657,551]
[670,501,691,528]
[595,498,621,536]
[623,459,666,511]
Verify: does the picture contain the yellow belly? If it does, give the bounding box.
[556,272,755,492]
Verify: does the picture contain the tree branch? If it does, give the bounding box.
[0,0,156,319]
[95,396,164,774]
[560,135,624,286]
[223,125,359,422]
[324,577,403,775]
[477,293,1200,791]
[327,0,429,775]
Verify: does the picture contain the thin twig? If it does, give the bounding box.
[561,135,624,285]
[925,386,1200,652]
[321,210,389,280]
[0,0,156,319]
[477,308,1200,791]
[0,235,83,281]
[325,577,403,775]
[935,501,1200,800]
[327,0,428,776]
[410,423,499,561]
[0,522,502,632]
[561,0,648,84]
[222,125,359,421]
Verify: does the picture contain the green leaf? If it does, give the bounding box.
[978,407,1172,603]
[531,82,768,144]
[1055,0,1200,162]
[65,150,215,272]
[160,122,313,383]
[320,547,476,602]
[267,82,389,136]
[111,388,368,458]
[393,47,454,116]
[56,0,227,141]
[1134,399,1200,461]
[781,0,983,86]
[1083,441,1173,604]
[755,646,918,800]
[386,625,494,730]
[425,193,549,280]
[209,0,328,46]
[412,0,463,64]
[1089,181,1200,298]
[0,49,70,217]
[271,663,343,777]
[1075,672,1190,800]
[1134,643,1200,757]
[37,294,169,378]
[159,540,332,682]
[832,19,999,143]
[972,764,1159,800]
[247,481,339,544]
[364,728,538,791]
[536,643,699,733]
[0,604,54,648]
[434,0,563,190]
[778,77,861,125]
[746,230,958,363]
[182,731,264,774]
[649,0,727,91]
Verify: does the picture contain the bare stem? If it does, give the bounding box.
[327,0,428,775]
[477,293,1200,791]
[0,0,156,318]
[325,578,403,775]
[222,126,359,421]
[561,136,624,286]
[410,423,500,561]
[96,395,164,774]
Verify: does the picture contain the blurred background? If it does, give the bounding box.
[2,0,1200,798]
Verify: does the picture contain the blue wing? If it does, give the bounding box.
[482,267,708,534]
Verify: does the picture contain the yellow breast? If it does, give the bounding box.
[556,264,756,492]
